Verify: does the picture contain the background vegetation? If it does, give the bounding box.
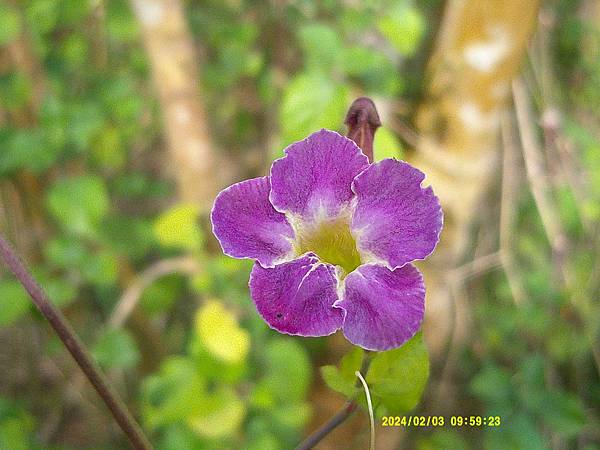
[0,0,598,448]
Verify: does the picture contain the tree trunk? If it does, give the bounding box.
[408,0,541,356]
[131,0,220,208]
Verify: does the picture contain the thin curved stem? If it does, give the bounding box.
[355,370,375,450]
[295,351,373,450]
[0,233,153,450]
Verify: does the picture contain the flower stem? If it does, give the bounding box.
[295,351,373,450]
[345,97,381,163]
[0,233,153,450]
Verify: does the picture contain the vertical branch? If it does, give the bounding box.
[130,0,220,208]
[0,234,152,450]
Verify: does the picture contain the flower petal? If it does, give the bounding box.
[249,253,344,337]
[336,264,424,351]
[270,129,369,221]
[351,159,442,269]
[211,177,295,267]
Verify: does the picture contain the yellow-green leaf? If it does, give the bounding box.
[187,387,245,439]
[195,300,250,364]
[153,204,202,249]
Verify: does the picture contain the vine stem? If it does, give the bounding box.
[0,233,153,450]
[295,351,373,450]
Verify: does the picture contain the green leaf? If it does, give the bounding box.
[378,6,425,56]
[46,175,109,237]
[154,204,202,250]
[320,347,362,398]
[0,73,32,112]
[44,238,87,269]
[159,424,204,450]
[142,357,207,429]
[0,5,21,45]
[66,102,104,152]
[140,274,184,315]
[99,215,155,259]
[0,399,34,450]
[91,126,125,170]
[280,73,349,145]
[245,433,281,450]
[80,250,119,286]
[187,387,246,439]
[25,0,59,34]
[541,391,586,438]
[503,413,547,450]
[0,129,60,174]
[374,127,404,161]
[471,363,514,406]
[0,280,30,327]
[195,300,250,364]
[271,402,311,429]
[33,269,77,308]
[366,332,429,415]
[264,338,311,404]
[417,430,468,450]
[320,365,356,398]
[298,24,343,71]
[321,334,429,415]
[92,329,140,370]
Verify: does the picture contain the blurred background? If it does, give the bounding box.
[0,0,599,448]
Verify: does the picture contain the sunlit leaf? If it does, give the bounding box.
[195,300,250,364]
[188,387,245,439]
[280,73,349,145]
[378,6,425,56]
[154,204,202,250]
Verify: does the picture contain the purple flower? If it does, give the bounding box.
[211,129,442,351]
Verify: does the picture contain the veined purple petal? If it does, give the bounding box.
[336,264,425,351]
[270,129,369,221]
[211,177,295,267]
[351,159,442,269]
[249,253,344,337]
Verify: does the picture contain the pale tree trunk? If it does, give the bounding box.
[408,0,541,357]
[131,0,221,208]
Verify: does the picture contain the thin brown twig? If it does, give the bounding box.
[450,251,502,281]
[0,233,153,450]
[108,256,200,329]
